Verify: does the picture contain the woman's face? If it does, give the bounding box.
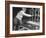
[22,8,26,11]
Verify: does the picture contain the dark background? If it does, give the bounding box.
[12,7,40,30]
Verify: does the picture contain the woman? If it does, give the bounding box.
[14,8,33,30]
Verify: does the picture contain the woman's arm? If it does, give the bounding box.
[23,12,33,17]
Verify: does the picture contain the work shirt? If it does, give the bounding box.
[16,11,24,20]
